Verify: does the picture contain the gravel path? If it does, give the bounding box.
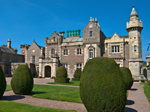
[4,78,150,112]
[2,90,87,112]
[124,82,150,112]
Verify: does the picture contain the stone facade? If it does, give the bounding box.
[145,55,150,80]
[0,39,25,76]
[11,63,35,75]
[126,6,144,81]
[19,6,145,80]
[20,40,45,75]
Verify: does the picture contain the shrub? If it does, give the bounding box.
[72,68,82,81]
[120,67,133,90]
[33,73,39,78]
[80,57,126,112]
[55,78,69,83]
[55,66,69,83]
[56,66,67,78]
[147,80,150,86]
[72,78,80,81]
[0,66,6,99]
[11,64,33,95]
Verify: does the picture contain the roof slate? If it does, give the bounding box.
[0,46,15,54]
[63,37,83,43]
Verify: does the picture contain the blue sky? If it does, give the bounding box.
[0,0,150,61]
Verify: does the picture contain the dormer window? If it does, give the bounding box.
[90,31,92,37]
[53,37,55,41]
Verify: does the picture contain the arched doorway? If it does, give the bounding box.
[143,69,147,79]
[45,66,51,77]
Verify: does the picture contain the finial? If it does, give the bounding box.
[95,17,97,21]
[90,17,93,21]
[8,38,10,41]
[33,39,35,42]
[132,6,134,8]
[130,5,138,17]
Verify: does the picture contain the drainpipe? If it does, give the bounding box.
[60,45,62,66]
[123,37,125,67]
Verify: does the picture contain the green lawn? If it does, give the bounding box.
[141,82,150,103]
[6,85,12,91]
[47,81,80,86]
[32,84,82,103]
[0,101,76,112]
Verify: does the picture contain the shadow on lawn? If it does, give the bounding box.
[126,100,135,105]
[2,95,25,101]
[124,107,137,112]
[68,82,74,84]
[30,91,46,96]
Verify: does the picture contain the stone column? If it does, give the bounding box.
[39,58,43,77]
[147,66,150,80]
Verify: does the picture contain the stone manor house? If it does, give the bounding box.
[0,39,24,76]
[10,6,145,80]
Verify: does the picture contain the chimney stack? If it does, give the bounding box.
[14,48,18,54]
[7,38,11,48]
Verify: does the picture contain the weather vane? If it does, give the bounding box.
[147,42,150,51]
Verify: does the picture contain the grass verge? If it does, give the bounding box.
[140,82,150,103]
[47,81,80,86]
[32,84,82,103]
[0,101,76,112]
[6,85,12,91]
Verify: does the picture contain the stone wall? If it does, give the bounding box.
[11,63,36,75]
[26,42,41,63]
[61,45,84,78]
[83,21,100,44]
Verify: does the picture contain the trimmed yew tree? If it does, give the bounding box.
[11,64,33,95]
[55,66,69,83]
[0,66,6,99]
[80,57,126,112]
[120,67,133,90]
[72,68,82,81]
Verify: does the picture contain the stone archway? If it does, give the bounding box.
[143,69,147,79]
[45,66,51,77]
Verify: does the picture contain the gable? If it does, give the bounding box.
[83,21,100,32]
[83,21,101,43]
[105,33,123,43]
[28,42,41,52]
[50,31,59,39]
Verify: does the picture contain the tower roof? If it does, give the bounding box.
[130,6,139,17]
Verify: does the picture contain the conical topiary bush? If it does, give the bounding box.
[120,67,133,90]
[11,64,33,95]
[72,68,82,81]
[80,57,126,112]
[54,66,69,83]
[0,66,6,99]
